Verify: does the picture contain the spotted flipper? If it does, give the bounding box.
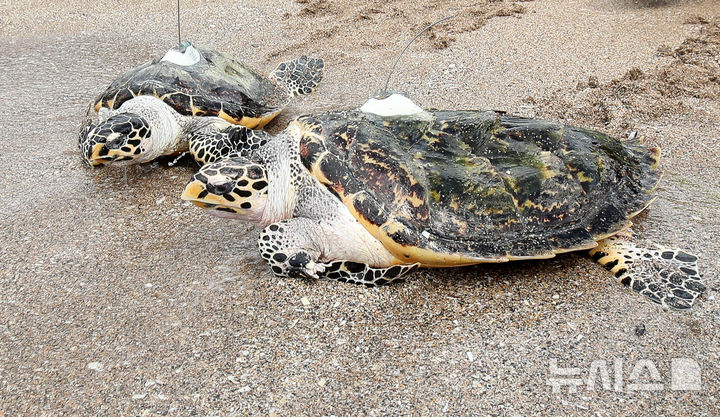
[270,56,325,97]
[257,219,416,285]
[590,235,705,309]
[321,261,418,286]
[188,120,269,165]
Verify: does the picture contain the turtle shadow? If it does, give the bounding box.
[610,0,682,9]
[376,253,605,318]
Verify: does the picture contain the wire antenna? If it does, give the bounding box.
[177,0,182,46]
[382,14,457,94]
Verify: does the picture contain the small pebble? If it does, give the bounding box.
[300,296,310,306]
[87,362,104,371]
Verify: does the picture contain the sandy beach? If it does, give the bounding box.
[1,0,718,415]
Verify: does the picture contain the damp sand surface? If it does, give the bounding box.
[0,0,719,415]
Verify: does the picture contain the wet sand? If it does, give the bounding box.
[1,0,718,415]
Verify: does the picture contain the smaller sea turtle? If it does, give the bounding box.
[181,94,705,310]
[79,42,324,167]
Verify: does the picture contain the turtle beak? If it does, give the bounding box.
[181,177,245,218]
[87,141,141,166]
[86,143,117,167]
[181,180,211,207]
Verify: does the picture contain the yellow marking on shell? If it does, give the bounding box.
[309,151,331,184]
[503,176,520,192]
[362,154,391,171]
[430,190,441,203]
[576,171,594,183]
[159,92,176,101]
[382,220,405,235]
[519,199,564,212]
[214,109,260,127]
[482,207,512,216]
[449,199,459,211]
[191,105,205,116]
[539,165,558,180]
[93,101,102,112]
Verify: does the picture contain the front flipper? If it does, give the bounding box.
[270,56,325,97]
[257,219,417,285]
[590,235,705,309]
[322,261,418,286]
[188,119,269,165]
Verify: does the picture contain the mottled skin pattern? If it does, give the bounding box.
[590,235,704,310]
[182,109,704,308]
[79,44,324,167]
[187,120,270,165]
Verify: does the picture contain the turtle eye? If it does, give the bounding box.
[219,166,245,178]
[105,133,127,150]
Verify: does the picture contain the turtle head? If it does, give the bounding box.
[181,156,268,221]
[79,113,152,167]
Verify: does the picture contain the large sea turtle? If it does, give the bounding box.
[79,42,323,167]
[181,94,705,309]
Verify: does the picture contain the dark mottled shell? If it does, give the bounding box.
[94,45,286,127]
[297,110,661,265]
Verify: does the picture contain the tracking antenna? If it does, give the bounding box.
[176,0,182,46]
[381,14,458,95]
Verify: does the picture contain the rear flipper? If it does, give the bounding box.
[270,56,325,97]
[589,235,705,309]
[188,120,269,165]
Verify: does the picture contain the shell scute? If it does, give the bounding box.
[297,109,660,265]
[94,46,284,125]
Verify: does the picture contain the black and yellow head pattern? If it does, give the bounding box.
[181,156,268,219]
[79,113,151,167]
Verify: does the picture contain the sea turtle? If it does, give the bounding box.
[79,42,324,167]
[180,94,705,309]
